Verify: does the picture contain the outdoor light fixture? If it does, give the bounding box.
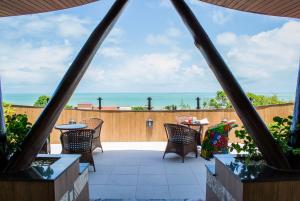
[146,118,154,128]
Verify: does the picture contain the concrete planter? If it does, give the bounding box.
[0,154,89,201]
[206,154,300,201]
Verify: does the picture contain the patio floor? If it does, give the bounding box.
[52,142,214,201]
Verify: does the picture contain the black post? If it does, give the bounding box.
[98,97,102,110]
[196,97,201,110]
[290,63,300,148]
[4,0,128,172]
[147,97,152,111]
[0,81,7,169]
[170,0,290,169]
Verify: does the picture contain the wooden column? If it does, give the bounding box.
[4,0,128,172]
[170,0,290,169]
[290,63,300,148]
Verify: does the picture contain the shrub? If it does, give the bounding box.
[1,104,32,157]
[34,95,73,109]
[164,105,177,110]
[34,95,50,107]
[131,106,146,111]
[203,91,288,109]
[229,115,300,162]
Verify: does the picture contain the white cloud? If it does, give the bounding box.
[216,21,300,82]
[79,52,210,92]
[146,27,182,46]
[0,42,73,88]
[216,32,237,45]
[0,14,90,39]
[99,47,125,58]
[105,27,125,45]
[158,0,172,8]
[212,10,231,25]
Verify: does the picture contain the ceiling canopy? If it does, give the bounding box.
[0,0,97,17]
[0,0,299,18]
[200,0,300,19]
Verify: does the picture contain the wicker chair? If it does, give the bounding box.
[163,123,198,163]
[80,118,104,152]
[60,129,96,171]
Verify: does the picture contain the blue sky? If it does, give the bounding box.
[0,0,299,94]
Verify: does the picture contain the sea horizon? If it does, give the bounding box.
[3,92,295,109]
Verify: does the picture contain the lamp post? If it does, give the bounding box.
[97,97,102,110]
[196,97,201,110]
[147,97,152,111]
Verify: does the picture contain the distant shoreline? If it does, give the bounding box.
[3,92,295,109]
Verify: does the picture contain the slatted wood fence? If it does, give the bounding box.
[11,103,294,144]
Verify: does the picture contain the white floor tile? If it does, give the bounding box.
[138,175,168,185]
[112,166,139,175]
[139,166,165,175]
[169,185,203,199]
[166,174,198,185]
[136,186,170,199]
[89,185,136,199]
[107,175,138,185]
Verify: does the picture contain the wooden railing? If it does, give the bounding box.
[12,103,294,144]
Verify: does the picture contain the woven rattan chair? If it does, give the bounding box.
[80,118,104,152]
[163,123,198,163]
[60,129,96,171]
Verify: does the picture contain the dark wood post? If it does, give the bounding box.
[170,0,290,169]
[98,97,102,110]
[196,97,201,109]
[147,97,152,111]
[4,0,128,172]
[0,80,7,170]
[290,63,300,148]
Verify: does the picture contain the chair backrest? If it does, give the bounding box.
[61,129,94,153]
[80,118,104,137]
[164,123,196,144]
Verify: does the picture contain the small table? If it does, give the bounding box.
[55,123,87,133]
[181,122,209,145]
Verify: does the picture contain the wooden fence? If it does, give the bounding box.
[12,103,294,144]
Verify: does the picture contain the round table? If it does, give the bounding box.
[55,123,87,133]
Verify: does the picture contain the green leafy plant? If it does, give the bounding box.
[3,104,32,156]
[229,115,297,162]
[5,113,32,156]
[203,91,288,109]
[34,95,50,107]
[164,104,177,110]
[34,95,73,109]
[65,105,73,109]
[131,106,146,111]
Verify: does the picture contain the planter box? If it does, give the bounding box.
[0,154,89,201]
[206,154,300,201]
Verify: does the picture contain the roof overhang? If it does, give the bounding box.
[0,0,97,17]
[199,0,300,19]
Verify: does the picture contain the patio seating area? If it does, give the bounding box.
[52,142,213,200]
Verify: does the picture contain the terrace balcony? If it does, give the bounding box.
[51,142,212,201]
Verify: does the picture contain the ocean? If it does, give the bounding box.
[2,92,295,109]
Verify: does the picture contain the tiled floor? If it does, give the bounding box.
[52,142,214,200]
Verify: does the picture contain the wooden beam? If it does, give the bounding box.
[4,0,128,172]
[170,0,291,169]
[290,62,300,148]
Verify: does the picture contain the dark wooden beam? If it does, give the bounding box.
[290,63,300,148]
[4,0,128,172]
[170,0,291,169]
